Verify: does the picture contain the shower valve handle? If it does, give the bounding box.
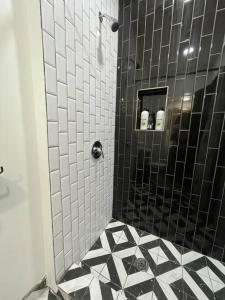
[92,141,104,159]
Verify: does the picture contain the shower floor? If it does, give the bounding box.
[58,219,225,300]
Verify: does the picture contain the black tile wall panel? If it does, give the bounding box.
[114,0,225,262]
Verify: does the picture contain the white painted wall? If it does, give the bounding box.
[40,0,118,279]
[0,0,56,299]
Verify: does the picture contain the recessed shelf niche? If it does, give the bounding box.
[136,86,168,131]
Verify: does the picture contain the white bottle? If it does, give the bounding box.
[140,109,149,130]
[155,108,165,131]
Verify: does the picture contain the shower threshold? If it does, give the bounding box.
[58,219,225,300]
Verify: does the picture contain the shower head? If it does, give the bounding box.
[99,12,119,32]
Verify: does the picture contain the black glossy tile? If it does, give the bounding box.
[198,36,211,75]
[204,148,218,181]
[192,76,206,112]
[129,21,137,55]
[144,14,153,50]
[152,29,161,65]
[192,164,204,195]
[115,0,225,264]
[123,6,130,41]
[202,0,217,35]
[172,0,183,25]
[190,17,203,59]
[154,0,163,30]
[180,0,194,42]
[162,6,172,46]
[200,94,215,130]
[131,0,138,20]
[218,0,225,9]
[138,0,146,35]
[184,147,196,178]
[211,10,225,54]
[169,24,181,62]
[215,73,225,112]
[212,167,225,200]
[207,199,221,230]
[193,0,205,17]
[188,114,201,147]
[136,35,144,69]
[218,132,225,167]
[147,0,155,14]
[209,113,224,148]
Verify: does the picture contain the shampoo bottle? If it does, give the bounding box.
[140,109,149,130]
[155,108,165,131]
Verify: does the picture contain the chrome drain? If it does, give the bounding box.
[135,258,149,272]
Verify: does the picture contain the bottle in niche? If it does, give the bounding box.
[148,112,156,130]
[155,108,165,131]
[140,109,149,130]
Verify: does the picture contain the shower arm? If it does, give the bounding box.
[99,12,115,23]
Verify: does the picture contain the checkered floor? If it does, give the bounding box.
[58,219,225,299]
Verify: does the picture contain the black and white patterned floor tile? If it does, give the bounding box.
[59,219,225,300]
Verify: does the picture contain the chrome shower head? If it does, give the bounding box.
[99,12,119,32]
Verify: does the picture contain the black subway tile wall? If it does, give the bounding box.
[114,0,225,262]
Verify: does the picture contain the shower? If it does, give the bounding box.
[99,12,119,32]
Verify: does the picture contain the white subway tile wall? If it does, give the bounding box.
[40,0,118,279]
